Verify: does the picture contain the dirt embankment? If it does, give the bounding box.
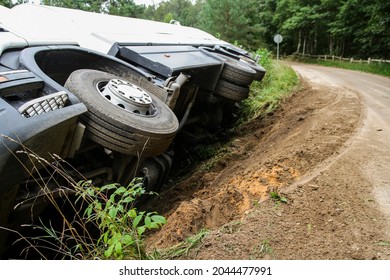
[145,64,390,260]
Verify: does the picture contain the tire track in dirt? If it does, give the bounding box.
[291,64,390,239]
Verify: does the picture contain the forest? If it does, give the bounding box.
[1,0,389,59]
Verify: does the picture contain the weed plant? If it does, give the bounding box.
[76,179,166,259]
[33,176,164,260]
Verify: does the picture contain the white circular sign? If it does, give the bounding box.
[273,34,283,44]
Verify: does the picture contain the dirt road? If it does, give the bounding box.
[291,63,390,232]
[145,63,390,260]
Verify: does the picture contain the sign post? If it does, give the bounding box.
[273,34,283,60]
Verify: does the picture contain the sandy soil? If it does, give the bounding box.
[145,63,390,260]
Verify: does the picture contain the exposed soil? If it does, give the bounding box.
[144,64,390,260]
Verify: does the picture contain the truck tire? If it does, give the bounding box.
[65,69,179,156]
[239,57,266,81]
[215,79,250,101]
[216,53,257,86]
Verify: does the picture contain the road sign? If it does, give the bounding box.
[273,34,283,60]
[273,34,283,44]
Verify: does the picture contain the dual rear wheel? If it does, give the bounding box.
[65,69,179,157]
[213,53,264,101]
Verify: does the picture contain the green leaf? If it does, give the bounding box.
[151,215,166,225]
[104,244,114,258]
[115,242,123,256]
[137,226,146,236]
[133,214,143,228]
[115,186,127,195]
[86,187,95,196]
[101,183,119,191]
[109,207,118,219]
[108,233,121,247]
[122,234,134,245]
[102,232,108,244]
[123,196,135,204]
[84,205,93,218]
[96,202,102,211]
[144,215,152,228]
[109,193,116,202]
[127,209,137,219]
[149,222,159,229]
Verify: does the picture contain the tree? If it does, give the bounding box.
[181,0,204,27]
[199,0,263,50]
[0,0,26,8]
[42,0,105,13]
[0,0,13,8]
[272,0,323,55]
[318,0,342,55]
[143,0,199,25]
[366,0,390,58]
[254,0,279,50]
[105,0,145,17]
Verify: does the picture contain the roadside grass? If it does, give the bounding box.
[291,57,390,78]
[269,191,288,206]
[240,49,300,122]
[176,50,300,176]
[374,241,390,247]
[250,239,274,259]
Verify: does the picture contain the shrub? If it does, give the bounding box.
[80,179,166,259]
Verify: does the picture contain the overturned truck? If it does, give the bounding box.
[0,4,265,253]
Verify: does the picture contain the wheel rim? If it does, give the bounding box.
[97,79,156,116]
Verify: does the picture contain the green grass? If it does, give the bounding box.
[293,57,390,77]
[150,229,208,259]
[250,239,274,259]
[240,50,300,122]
